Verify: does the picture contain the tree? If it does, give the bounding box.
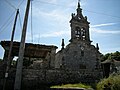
[100,53,111,61]
[101,51,120,61]
[112,51,120,61]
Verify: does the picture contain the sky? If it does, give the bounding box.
[0,0,120,59]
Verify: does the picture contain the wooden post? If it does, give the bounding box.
[14,0,30,90]
[2,9,19,90]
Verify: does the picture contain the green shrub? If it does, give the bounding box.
[97,74,120,90]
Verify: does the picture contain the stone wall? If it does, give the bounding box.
[22,69,102,88]
[0,68,102,90]
[55,41,100,71]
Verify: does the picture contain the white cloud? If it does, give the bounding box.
[90,28,120,34]
[32,5,70,25]
[67,2,76,8]
[47,0,57,3]
[31,4,72,37]
[26,29,70,42]
[39,30,70,38]
[91,23,116,28]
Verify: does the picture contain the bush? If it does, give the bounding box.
[97,74,120,90]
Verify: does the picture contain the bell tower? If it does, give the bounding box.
[55,0,102,82]
[70,1,91,44]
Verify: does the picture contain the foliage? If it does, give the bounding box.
[100,53,110,61]
[101,51,120,61]
[97,74,120,90]
[51,83,92,89]
[112,51,120,61]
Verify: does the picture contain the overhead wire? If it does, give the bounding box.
[4,0,24,10]
[83,9,120,19]
[1,0,119,37]
[17,0,24,8]
[18,12,22,30]
[17,0,25,33]
[30,0,33,42]
[34,0,66,7]
[33,0,120,19]
[0,17,14,35]
[38,33,40,44]
[0,11,16,32]
[0,0,25,35]
[4,0,16,10]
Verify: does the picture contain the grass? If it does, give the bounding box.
[50,83,92,89]
[97,73,120,90]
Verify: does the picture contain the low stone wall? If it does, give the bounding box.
[22,69,102,89]
[0,69,102,90]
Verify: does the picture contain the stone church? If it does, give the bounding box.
[55,2,101,71]
[0,1,102,89]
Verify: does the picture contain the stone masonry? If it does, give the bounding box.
[55,1,101,72]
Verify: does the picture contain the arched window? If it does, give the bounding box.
[81,27,86,40]
[75,27,81,38]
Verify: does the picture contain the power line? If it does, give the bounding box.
[18,12,22,30]
[83,9,120,19]
[0,0,24,35]
[4,0,16,10]
[4,0,24,10]
[17,0,25,8]
[34,0,66,7]
[38,33,40,44]
[0,0,24,33]
[0,17,13,35]
[0,11,15,32]
[33,0,120,19]
[30,0,33,42]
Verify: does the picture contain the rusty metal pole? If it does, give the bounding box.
[2,9,19,90]
[14,0,30,90]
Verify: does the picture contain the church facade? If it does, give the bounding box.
[55,2,101,71]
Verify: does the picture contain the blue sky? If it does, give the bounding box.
[0,0,120,59]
